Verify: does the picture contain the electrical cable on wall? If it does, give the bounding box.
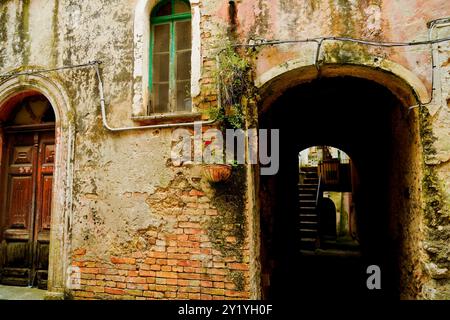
[231,34,450,110]
[0,26,449,131]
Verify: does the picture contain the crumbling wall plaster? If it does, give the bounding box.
[0,0,449,299]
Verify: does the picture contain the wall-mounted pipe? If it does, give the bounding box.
[2,17,450,131]
[420,17,450,107]
[408,17,450,109]
[93,63,217,132]
[227,17,450,110]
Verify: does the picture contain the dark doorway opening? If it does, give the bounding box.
[259,76,423,300]
[0,93,56,289]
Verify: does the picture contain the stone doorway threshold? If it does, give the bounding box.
[0,284,46,300]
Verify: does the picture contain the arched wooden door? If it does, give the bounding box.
[0,94,55,289]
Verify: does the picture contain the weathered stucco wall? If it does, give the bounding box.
[387,97,426,299]
[0,0,252,300]
[0,0,449,299]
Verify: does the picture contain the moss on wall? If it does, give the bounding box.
[229,270,245,291]
[419,105,450,297]
[13,0,30,66]
[51,0,59,67]
[329,0,355,37]
[207,165,248,290]
[208,166,247,261]
[420,107,450,227]
[321,41,375,66]
[0,6,8,68]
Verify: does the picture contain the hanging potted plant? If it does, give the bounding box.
[201,44,257,183]
[201,139,233,183]
[202,163,233,183]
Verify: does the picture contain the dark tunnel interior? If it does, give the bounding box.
[258,76,423,300]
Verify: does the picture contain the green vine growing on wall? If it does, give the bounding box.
[206,43,259,131]
[203,42,261,292]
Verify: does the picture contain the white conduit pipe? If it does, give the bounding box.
[93,62,217,132]
[1,19,449,131]
[408,17,450,110]
[94,17,450,132]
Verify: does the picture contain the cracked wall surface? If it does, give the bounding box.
[0,0,449,299]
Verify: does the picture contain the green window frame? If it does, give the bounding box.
[149,0,192,114]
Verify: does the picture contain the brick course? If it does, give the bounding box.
[71,188,249,300]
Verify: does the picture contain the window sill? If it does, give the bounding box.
[132,112,203,125]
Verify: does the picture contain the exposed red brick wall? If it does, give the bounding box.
[71,188,250,300]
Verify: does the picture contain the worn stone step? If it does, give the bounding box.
[299,190,316,194]
[299,197,316,202]
[299,206,316,211]
[300,229,318,238]
[321,240,361,251]
[300,220,318,223]
[298,189,318,194]
[299,200,316,204]
[299,186,317,189]
[300,238,317,250]
[299,249,317,256]
[300,228,318,232]
[298,183,319,190]
[300,237,316,242]
[299,210,317,216]
[300,221,318,228]
[299,191,317,196]
[299,214,318,221]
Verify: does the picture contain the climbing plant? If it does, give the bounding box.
[207,43,259,131]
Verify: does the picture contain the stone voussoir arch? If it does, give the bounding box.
[0,72,74,299]
[255,57,430,113]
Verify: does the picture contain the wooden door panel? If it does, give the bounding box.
[38,175,52,232]
[0,133,36,286]
[35,241,49,289]
[33,134,54,289]
[0,130,54,288]
[11,145,33,164]
[43,143,55,163]
[5,241,30,267]
[0,269,30,286]
[1,240,30,286]
[35,242,49,270]
[7,142,34,230]
[7,176,33,229]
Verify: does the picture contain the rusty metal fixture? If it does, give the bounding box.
[202,164,232,183]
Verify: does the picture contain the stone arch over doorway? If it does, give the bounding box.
[0,73,73,299]
[254,63,427,300]
[256,59,429,114]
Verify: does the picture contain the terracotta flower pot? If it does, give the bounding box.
[202,164,232,183]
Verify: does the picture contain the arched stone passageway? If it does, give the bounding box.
[258,74,424,300]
